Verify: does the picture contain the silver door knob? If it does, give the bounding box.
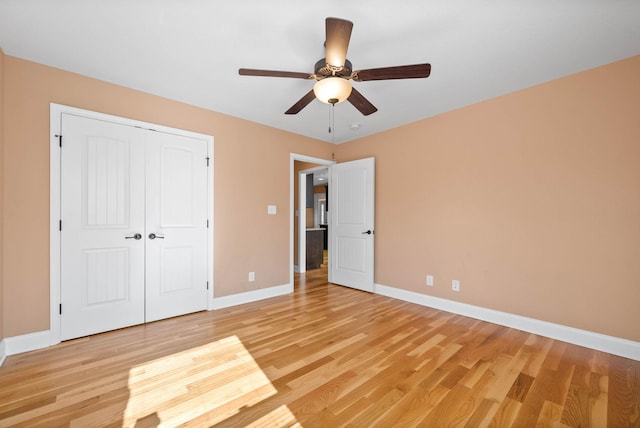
[148,233,165,240]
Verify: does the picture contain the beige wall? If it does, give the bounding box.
[336,55,640,342]
[0,47,5,341]
[2,51,639,344]
[2,56,333,337]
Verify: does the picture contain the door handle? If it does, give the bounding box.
[148,233,165,240]
[125,233,142,240]
[362,230,373,235]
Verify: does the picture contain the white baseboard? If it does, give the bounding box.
[2,330,52,361]
[375,283,640,361]
[4,284,635,364]
[0,283,293,364]
[0,339,6,366]
[210,283,293,310]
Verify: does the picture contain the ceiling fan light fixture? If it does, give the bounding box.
[313,77,352,104]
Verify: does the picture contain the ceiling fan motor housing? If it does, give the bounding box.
[315,58,353,79]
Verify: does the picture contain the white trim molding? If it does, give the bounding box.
[375,283,640,361]
[0,339,6,366]
[2,331,52,360]
[211,283,292,310]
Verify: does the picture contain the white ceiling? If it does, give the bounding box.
[1,1,639,144]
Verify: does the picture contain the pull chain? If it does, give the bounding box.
[329,103,336,144]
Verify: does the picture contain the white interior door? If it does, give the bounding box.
[60,114,209,340]
[329,157,375,292]
[60,114,146,340]
[145,132,209,322]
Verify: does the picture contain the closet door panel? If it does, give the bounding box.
[60,115,146,340]
[145,132,209,322]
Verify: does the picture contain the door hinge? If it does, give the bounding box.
[59,304,62,315]
[206,157,210,167]
[59,220,62,231]
[55,134,62,147]
[206,219,209,228]
[206,281,209,290]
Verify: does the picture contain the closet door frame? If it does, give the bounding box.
[49,103,215,346]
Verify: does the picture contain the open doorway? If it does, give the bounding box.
[290,155,376,293]
[299,167,329,273]
[290,154,334,288]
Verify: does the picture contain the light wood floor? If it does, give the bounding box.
[1,268,639,427]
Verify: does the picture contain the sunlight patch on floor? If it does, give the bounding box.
[120,335,282,426]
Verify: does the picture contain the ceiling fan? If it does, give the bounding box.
[239,17,431,116]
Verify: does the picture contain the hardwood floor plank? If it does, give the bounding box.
[421,383,476,427]
[506,373,535,403]
[290,371,362,425]
[489,397,522,427]
[1,269,638,427]
[463,397,500,428]
[521,334,554,378]
[590,372,609,427]
[608,354,640,427]
[535,400,568,428]
[561,383,593,427]
[460,360,492,390]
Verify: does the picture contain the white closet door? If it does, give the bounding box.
[60,114,146,340]
[144,132,209,322]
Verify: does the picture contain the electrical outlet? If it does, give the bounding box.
[452,279,460,292]
[248,272,255,282]
[426,275,434,286]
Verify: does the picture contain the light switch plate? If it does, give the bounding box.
[267,205,277,215]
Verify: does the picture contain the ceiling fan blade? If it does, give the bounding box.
[353,63,431,82]
[325,17,353,69]
[285,90,316,115]
[347,87,378,116]
[239,68,312,79]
